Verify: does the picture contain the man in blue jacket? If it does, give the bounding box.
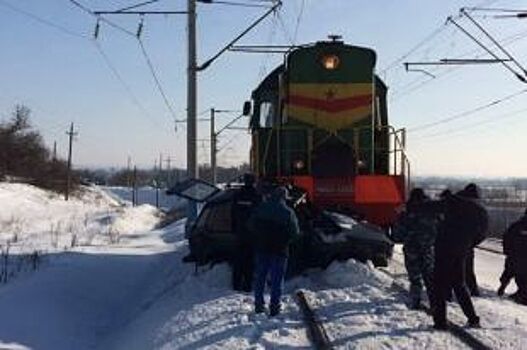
[247,186,300,316]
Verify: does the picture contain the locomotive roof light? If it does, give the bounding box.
[293,159,306,170]
[322,54,340,70]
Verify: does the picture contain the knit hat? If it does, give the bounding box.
[462,183,480,199]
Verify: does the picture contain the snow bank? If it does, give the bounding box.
[318,259,392,288]
[0,183,162,253]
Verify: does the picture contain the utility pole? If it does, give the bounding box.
[165,156,172,186]
[210,108,217,184]
[154,160,159,208]
[52,141,57,161]
[187,0,198,180]
[131,166,138,206]
[65,123,78,201]
[127,155,132,188]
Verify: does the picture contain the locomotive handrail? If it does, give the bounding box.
[253,122,411,197]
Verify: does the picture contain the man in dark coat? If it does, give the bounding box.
[247,186,300,316]
[432,185,488,329]
[231,173,261,292]
[393,188,438,309]
[498,209,527,305]
[457,183,488,296]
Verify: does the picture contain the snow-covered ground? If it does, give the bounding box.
[1,182,527,349]
[389,245,527,349]
[0,183,160,254]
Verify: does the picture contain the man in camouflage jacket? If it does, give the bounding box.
[393,188,438,309]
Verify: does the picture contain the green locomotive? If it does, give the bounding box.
[247,37,409,227]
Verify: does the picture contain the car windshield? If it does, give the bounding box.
[312,211,341,234]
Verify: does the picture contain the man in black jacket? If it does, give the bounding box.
[231,174,261,292]
[432,185,488,329]
[457,184,488,296]
[498,209,527,305]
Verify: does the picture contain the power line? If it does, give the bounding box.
[137,39,178,121]
[68,0,136,37]
[412,106,527,143]
[114,0,162,13]
[198,0,272,8]
[68,0,180,127]
[379,24,448,75]
[408,88,527,132]
[276,11,294,45]
[0,0,85,38]
[292,0,306,45]
[391,26,527,101]
[93,40,164,129]
[0,0,168,131]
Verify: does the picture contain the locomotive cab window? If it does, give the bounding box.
[259,101,275,128]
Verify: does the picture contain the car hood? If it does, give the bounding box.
[318,211,393,245]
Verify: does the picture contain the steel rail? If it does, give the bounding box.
[295,290,333,350]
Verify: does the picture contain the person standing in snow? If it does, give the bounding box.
[432,185,487,329]
[456,183,488,296]
[231,173,261,292]
[393,188,437,309]
[498,209,527,305]
[247,186,300,316]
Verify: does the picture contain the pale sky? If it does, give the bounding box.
[1,0,526,177]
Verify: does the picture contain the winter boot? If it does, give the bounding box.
[255,304,265,314]
[497,284,506,297]
[269,304,281,317]
[467,316,481,328]
[433,322,448,331]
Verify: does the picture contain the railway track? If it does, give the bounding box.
[295,290,333,350]
[295,266,493,350]
[294,246,501,349]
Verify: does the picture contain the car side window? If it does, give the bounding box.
[206,202,233,232]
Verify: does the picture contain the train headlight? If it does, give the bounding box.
[322,54,340,70]
[293,159,305,170]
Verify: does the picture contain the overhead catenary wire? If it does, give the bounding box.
[408,88,527,132]
[114,0,162,13]
[137,38,179,122]
[391,26,527,102]
[68,0,181,127]
[68,0,137,37]
[93,40,165,129]
[461,9,527,76]
[0,0,167,131]
[198,0,273,9]
[292,0,306,45]
[379,23,449,75]
[412,105,527,142]
[0,0,85,38]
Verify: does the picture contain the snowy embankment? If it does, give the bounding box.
[0,183,160,254]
